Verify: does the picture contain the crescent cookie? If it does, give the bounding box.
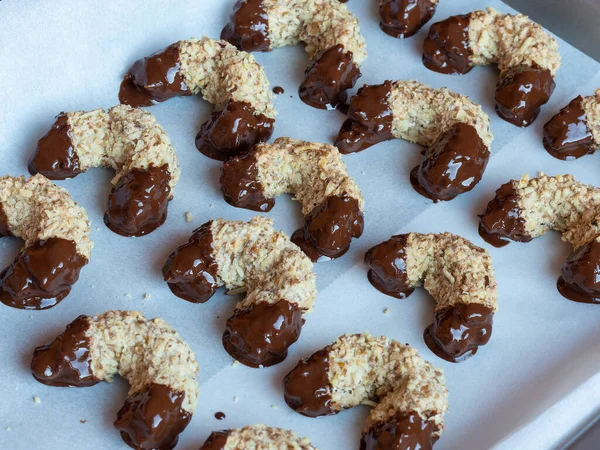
[162,216,317,368]
[0,174,91,310]
[119,37,276,161]
[379,0,439,39]
[31,310,199,450]
[480,174,600,305]
[29,105,179,237]
[423,7,561,126]
[199,425,317,450]
[365,232,497,362]
[336,80,493,202]
[221,0,367,110]
[543,89,600,159]
[221,137,364,261]
[284,333,448,449]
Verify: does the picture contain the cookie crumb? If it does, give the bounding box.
[124,293,132,299]
[270,404,279,409]
[209,204,214,208]
[232,360,240,367]
[6,427,11,432]
[383,308,390,314]
[33,396,41,404]
[144,293,151,300]
[185,212,193,223]
[80,420,86,424]
[233,396,239,403]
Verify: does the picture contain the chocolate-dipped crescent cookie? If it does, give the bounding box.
[29,105,179,237]
[336,80,493,202]
[543,89,600,160]
[199,424,317,449]
[162,216,317,368]
[423,7,560,127]
[480,173,600,304]
[379,0,439,39]
[365,233,497,362]
[31,311,199,450]
[221,0,367,110]
[0,175,91,310]
[221,137,364,261]
[284,333,448,449]
[119,37,276,160]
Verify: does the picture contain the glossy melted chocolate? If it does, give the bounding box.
[31,315,99,387]
[422,14,472,74]
[195,100,274,161]
[380,0,437,38]
[495,64,555,127]
[478,181,532,248]
[222,300,303,368]
[0,238,87,310]
[199,430,231,450]
[543,96,595,160]
[291,195,364,262]
[29,114,82,179]
[0,204,10,237]
[162,222,219,303]
[364,234,415,299]
[299,44,361,110]
[104,165,171,237]
[283,347,334,417]
[360,410,438,450]
[424,303,494,363]
[410,123,489,202]
[114,383,191,450]
[557,240,600,304]
[119,43,191,107]
[335,81,394,154]
[220,152,275,212]
[220,0,270,52]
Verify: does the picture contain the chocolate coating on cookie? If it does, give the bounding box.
[105,165,171,237]
[29,114,82,179]
[0,238,87,310]
[543,96,595,160]
[199,430,231,450]
[361,410,438,450]
[557,241,600,304]
[220,0,271,52]
[0,205,10,237]
[422,14,472,74]
[195,101,274,161]
[220,152,274,212]
[380,0,438,39]
[364,234,414,299]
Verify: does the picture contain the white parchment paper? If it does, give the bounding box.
[0,1,599,449]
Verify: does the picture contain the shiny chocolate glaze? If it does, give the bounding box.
[162,222,219,303]
[495,65,555,127]
[195,100,274,161]
[410,123,489,202]
[29,114,82,179]
[364,234,415,299]
[422,14,472,74]
[199,430,231,450]
[478,181,531,248]
[214,411,226,420]
[104,165,171,237]
[380,0,437,38]
[223,300,303,368]
[221,0,270,52]
[31,315,99,387]
[114,383,192,450]
[335,81,394,154]
[424,303,494,362]
[299,45,361,110]
[220,152,275,212]
[0,238,87,310]
[283,347,334,417]
[291,195,364,262]
[273,86,285,95]
[0,204,10,237]
[557,241,600,304]
[543,96,595,160]
[360,410,438,450]
[119,43,191,107]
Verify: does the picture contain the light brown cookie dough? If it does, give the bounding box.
[29,105,179,237]
[221,0,367,109]
[543,89,600,160]
[365,232,497,362]
[163,216,317,368]
[480,174,600,304]
[31,310,199,450]
[221,137,364,261]
[284,333,448,449]
[0,174,91,310]
[199,424,317,450]
[119,37,276,160]
[423,7,560,126]
[336,80,493,201]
